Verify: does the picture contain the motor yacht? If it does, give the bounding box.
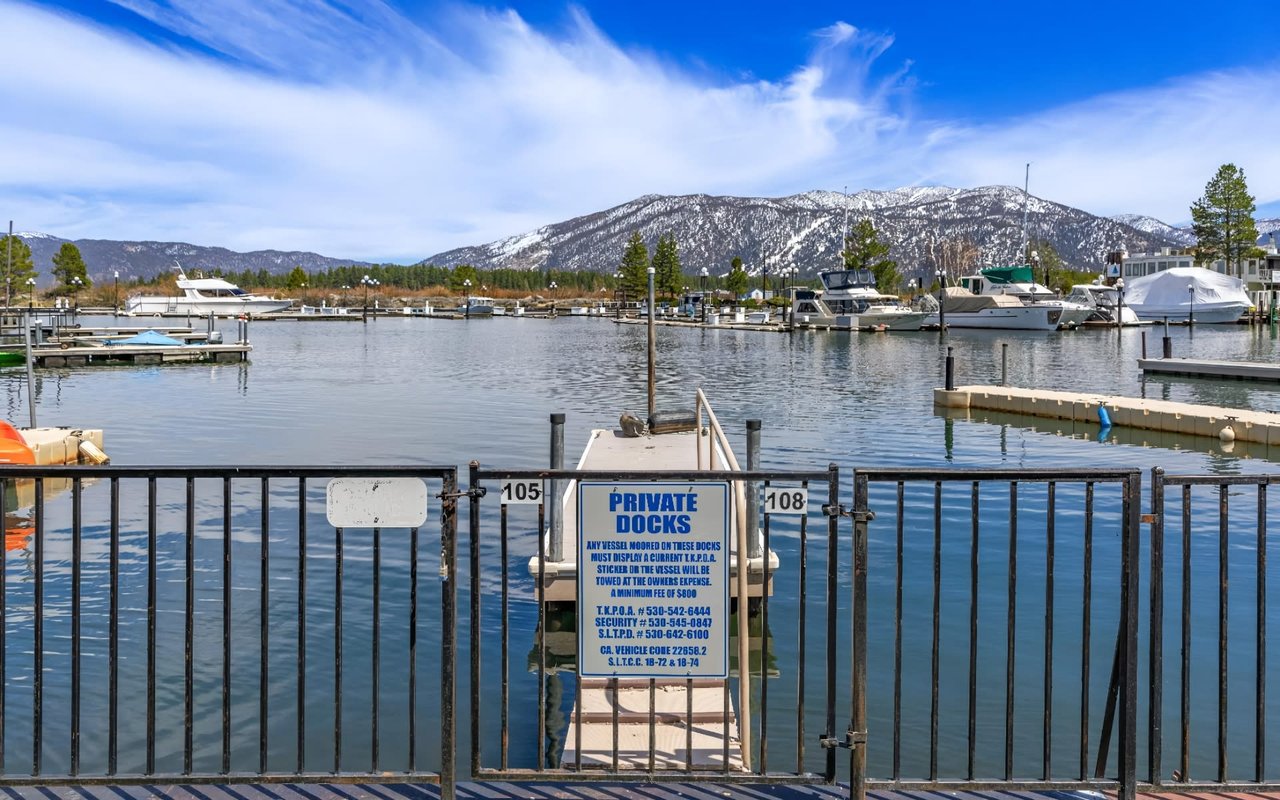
[124,268,293,316]
[456,296,496,316]
[1064,284,1142,326]
[957,267,1092,329]
[815,269,928,330]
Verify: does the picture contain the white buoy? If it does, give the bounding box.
[1220,426,1236,442]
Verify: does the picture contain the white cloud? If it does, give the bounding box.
[0,1,1277,262]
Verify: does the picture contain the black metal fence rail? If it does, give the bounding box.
[467,466,838,784]
[850,468,1142,800]
[1147,470,1280,791]
[0,465,458,789]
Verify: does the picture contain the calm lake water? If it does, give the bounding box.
[2,315,1278,782]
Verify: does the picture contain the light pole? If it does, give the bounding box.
[463,278,472,319]
[1188,284,1195,327]
[69,276,83,309]
[907,278,917,303]
[113,270,120,316]
[26,277,35,310]
[548,281,558,315]
[1115,278,1125,326]
[361,274,376,323]
[699,267,708,323]
[614,271,624,319]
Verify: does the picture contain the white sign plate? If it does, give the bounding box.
[763,485,809,515]
[578,481,729,679]
[325,478,429,528]
[500,479,543,505]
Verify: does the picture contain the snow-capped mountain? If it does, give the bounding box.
[1108,214,1196,247]
[427,187,1183,276]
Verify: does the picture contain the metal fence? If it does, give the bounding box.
[0,465,459,787]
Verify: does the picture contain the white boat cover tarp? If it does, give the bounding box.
[1124,267,1251,316]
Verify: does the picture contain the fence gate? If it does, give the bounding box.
[0,464,458,789]
[850,468,1141,800]
[466,463,841,785]
[1145,469,1280,792]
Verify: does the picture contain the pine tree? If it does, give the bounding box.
[842,219,900,293]
[652,234,682,299]
[620,232,650,296]
[52,243,93,295]
[0,234,37,304]
[725,256,748,299]
[1191,163,1262,279]
[285,265,309,289]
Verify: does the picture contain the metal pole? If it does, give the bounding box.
[6,220,12,308]
[938,274,947,331]
[548,413,565,563]
[23,310,36,427]
[646,266,656,420]
[746,420,762,559]
[1162,317,1171,359]
[1000,343,1008,387]
[945,346,955,391]
[1141,331,1147,360]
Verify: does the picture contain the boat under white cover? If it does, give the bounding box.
[1123,267,1251,323]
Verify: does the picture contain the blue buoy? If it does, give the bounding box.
[1098,405,1112,428]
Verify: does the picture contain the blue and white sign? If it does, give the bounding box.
[577,481,730,678]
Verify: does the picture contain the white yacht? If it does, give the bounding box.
[920,287,1069,331]
[815,269,929,330]
[124,268,293,316]
[958,267,1092,328]
[1064,284,1143,326]
[456,296,496,316]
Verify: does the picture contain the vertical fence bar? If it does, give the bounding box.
[893,481,905,781]
[1080,482,1094,781]
[1180,483,1191,781]
[0,477,6,773]
[795,483,810,774]
[70,478,82,776]
[1148,470,1164,786]
[297,477,307,774]
[109,477,119,775]
[223,478,232,774]
[1005,481,1018,782]
[1043,481,1055,780]
[469,461,482,776]
[32,478,43,777]
[930,480,941,781]
[1257,482,1267,783]
[850,470,868,800]
[371,525,381,771]
[440,470,459,800]
[260,478,270,774]
[1217,483,1228,783]
[968,480,979,781]
[536,498,546,772]
[186,477,196,775]
[334,525,344,774]
[760,488,772,773]
[500,503,510,771]
[409,518,419,773]
[1119,471,1140,800]
[825,465,839,783]
[146,476,156,775]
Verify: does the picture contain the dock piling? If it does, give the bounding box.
[746,419,762,559]
[549,413,565,563]
[1000,343,1008,386]
[945,347,956,392]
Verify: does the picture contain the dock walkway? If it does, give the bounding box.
[935,383,1280,443]
[1139,356,1280,382]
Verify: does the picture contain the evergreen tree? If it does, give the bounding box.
[450,264,481,292]
[620,232,650,296]
[725,256,748,299]
[652,234,682,299]
[52,242,92,290]
[1191,163,1263,278]
[842,218,900,292]
[285,265,308,289]
[0,234,36,304]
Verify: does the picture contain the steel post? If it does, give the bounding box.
[548,413,565,562]
[746,419,762,559]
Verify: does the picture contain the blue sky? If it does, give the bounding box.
[4,0,1280,262]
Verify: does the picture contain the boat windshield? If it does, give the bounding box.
[820,269,876,291]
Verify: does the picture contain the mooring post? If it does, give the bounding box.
[207,312,214,337]
[945,346,955,391]
[23,310,37,427]
[1141,330,1147,360]
[1000,342,1008,386]
[549,413,565,563]
[1162,317,1172,359]
[746,419,762,559]
[647,266,656,420]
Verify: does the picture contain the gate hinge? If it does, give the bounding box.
[440,487,487,500]
[820,729,868,749]
[1140,512,1159,525]
[852,510,876,524]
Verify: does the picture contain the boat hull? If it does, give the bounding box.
[922,307,1064,330]
[1130,304,1247,324]
[838,311,929,330]
[125,297,293,316]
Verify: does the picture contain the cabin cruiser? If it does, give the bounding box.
[1121,266,1251,323]
[814,269,929,330]
[957,266,1092,328]
[1064,284,1142,325]
[456,296,496,316]
[920,287,1070,330]
[124,269,293,315]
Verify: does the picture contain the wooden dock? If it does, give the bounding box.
[1139,356,1280,382]
[935,384,1280,444]
[31,342,250,367]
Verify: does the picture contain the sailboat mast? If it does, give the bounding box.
[1019,163,1031,265]
[841,185,849,268]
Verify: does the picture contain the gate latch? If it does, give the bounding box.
[440,486,487,500]
[820,729,868,749]
[821,505,875,523]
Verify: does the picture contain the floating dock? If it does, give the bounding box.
[1139,356,1280,382]
[31,341,250,367]
[934,384,1280,444]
